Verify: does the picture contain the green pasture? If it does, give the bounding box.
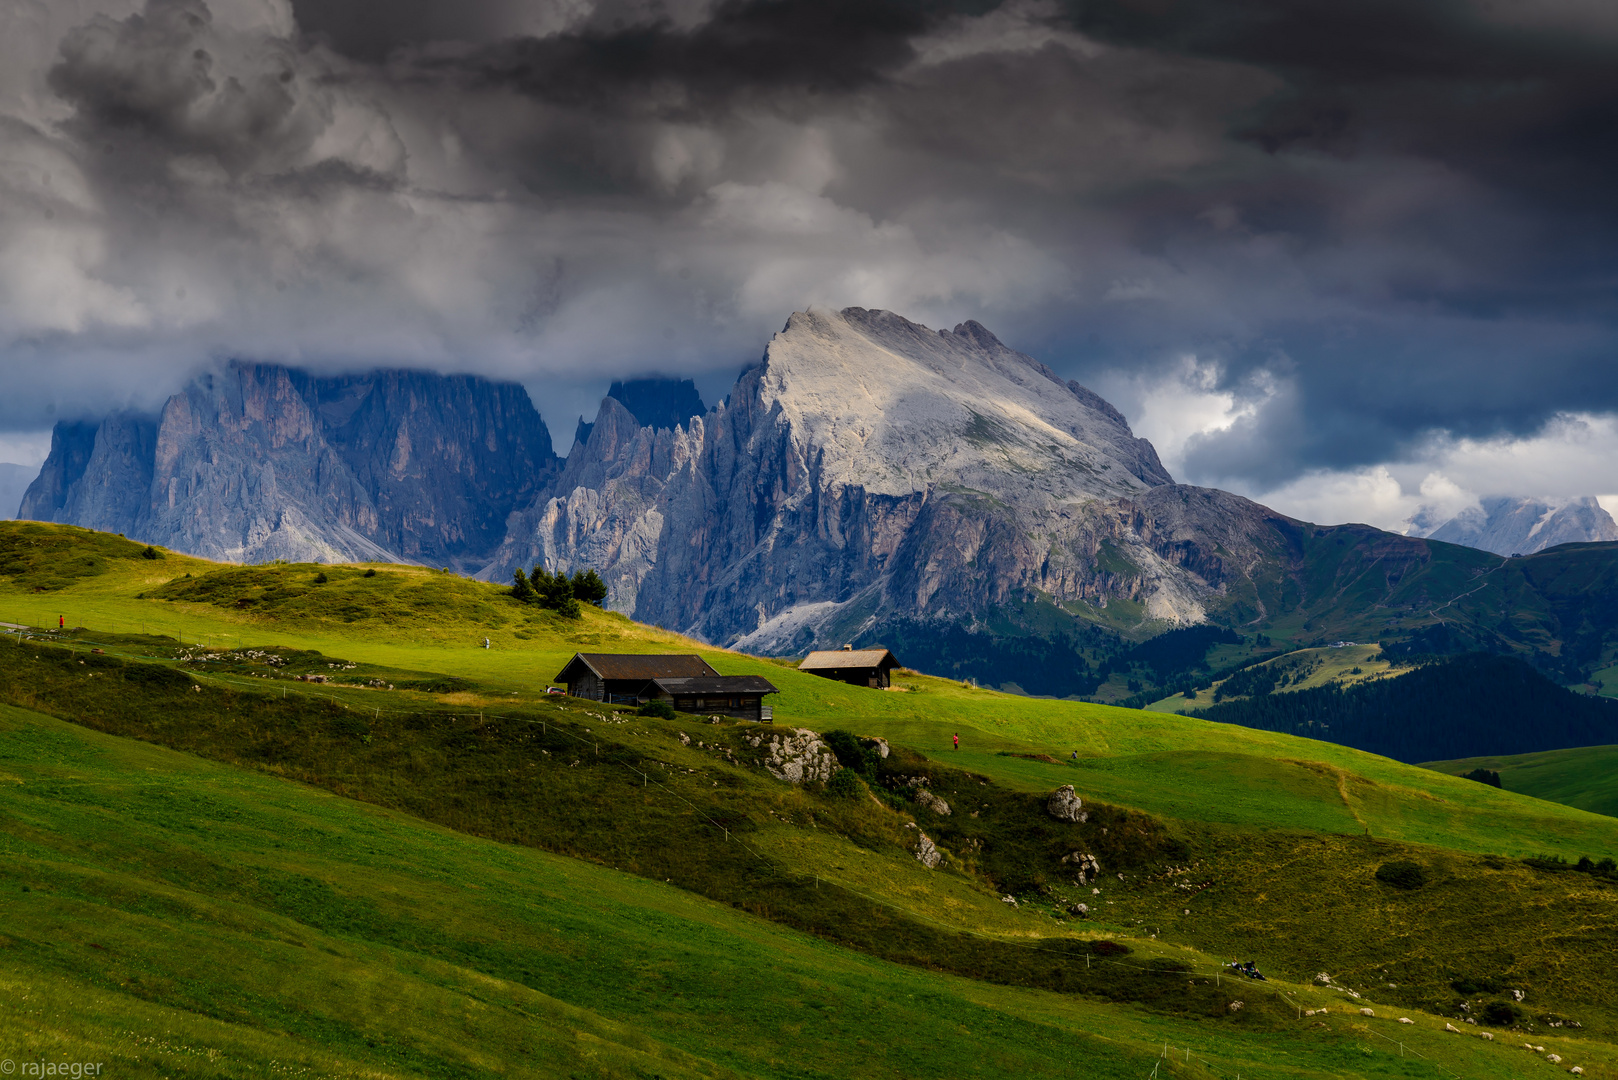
[8,701,1596,1080]
[1424,745,1618,819]
[3,522,1617,863]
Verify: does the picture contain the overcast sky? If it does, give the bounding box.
[1,0,1615,529]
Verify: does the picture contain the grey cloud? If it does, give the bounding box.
[0,0,1615,510]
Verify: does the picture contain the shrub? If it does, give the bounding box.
[1462,768,1502,788]
[826,767,864,799]
[141,545,161,560]
[1482,1001,1521,1026]
[363,568,377,578]
[637,699,675,720]
[1375,860,1428,890]
[822,730,871,774]
[313,572,329,584]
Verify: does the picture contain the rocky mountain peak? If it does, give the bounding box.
[1417,495,1618,556]
[21,361,558,567]
[756,307,1171,501]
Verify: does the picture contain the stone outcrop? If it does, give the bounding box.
[915,788,951,816]
[20,363,557,566]
[749,728,839,784]
[1047,785,1085,823]
[906,824,942,868]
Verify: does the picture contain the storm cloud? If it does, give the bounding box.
[0,0,1614,525]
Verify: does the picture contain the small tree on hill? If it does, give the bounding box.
[572,569,608,606]
[511,568,537,604]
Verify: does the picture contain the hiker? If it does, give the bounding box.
[483,637,491,649]
[59,615,64,629]
[952,733,959,750]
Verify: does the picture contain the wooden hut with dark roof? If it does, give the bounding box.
[553,653,779,720]
[797,646,902,689]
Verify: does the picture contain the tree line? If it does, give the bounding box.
[511,566,608,618]
[1186,653,1618,763]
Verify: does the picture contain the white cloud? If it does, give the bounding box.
[1240,411,1618,529]
[1128,355,1276,476]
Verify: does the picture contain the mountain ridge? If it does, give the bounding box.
[21,362,558,567]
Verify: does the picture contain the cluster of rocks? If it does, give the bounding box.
[1046,785,1087,823]
[747,729,840,783]
[896,776,950,815]
[1061,851,1101,885]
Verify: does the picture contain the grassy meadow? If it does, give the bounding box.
[1424,745,1618,819]
[5,521,1618,1077]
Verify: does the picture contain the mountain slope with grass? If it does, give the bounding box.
[1425,744,1618,819]
[6,521,1618,1077]
[1182,653,1618,763]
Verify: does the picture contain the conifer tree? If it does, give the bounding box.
[511,567,537,603]
[571,569,608,606]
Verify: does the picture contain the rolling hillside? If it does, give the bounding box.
[5,520,1618,1077]
[1425,745,1618,819]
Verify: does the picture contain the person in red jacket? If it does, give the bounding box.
[952,733,959,750]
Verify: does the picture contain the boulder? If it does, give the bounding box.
[1047,785,1086,823]
[1228,1001,1244,1012]
[915,788,951,816]
[1360,1008,1374,1017]
[913,832,941,869]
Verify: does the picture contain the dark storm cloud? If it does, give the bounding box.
[1,0,1616,519]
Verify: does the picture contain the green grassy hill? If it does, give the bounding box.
[1425,745,1618,819]
[5,521,1618,1078]
[1147,644,1397,714]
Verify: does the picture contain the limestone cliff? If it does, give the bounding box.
[21,363,557,566]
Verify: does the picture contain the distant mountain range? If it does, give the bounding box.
[1413,496,1618,556]
[20,366,560,569]
[19,307,1618,694]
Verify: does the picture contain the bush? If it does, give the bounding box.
[313,572,329,584]
[637,699,675,720]
[363,568,377,578]
[826,767,864,799]
[141,545,161,560]
[1462,767,1502,788]
[1375,860,1428,890]
[1482,1001,1521,1026]
[822,730,870,773]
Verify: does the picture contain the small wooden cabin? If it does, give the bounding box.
[553,653,780,720]
[555,653,718,704]
[798,646,901,689]
[652,676,780,722]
